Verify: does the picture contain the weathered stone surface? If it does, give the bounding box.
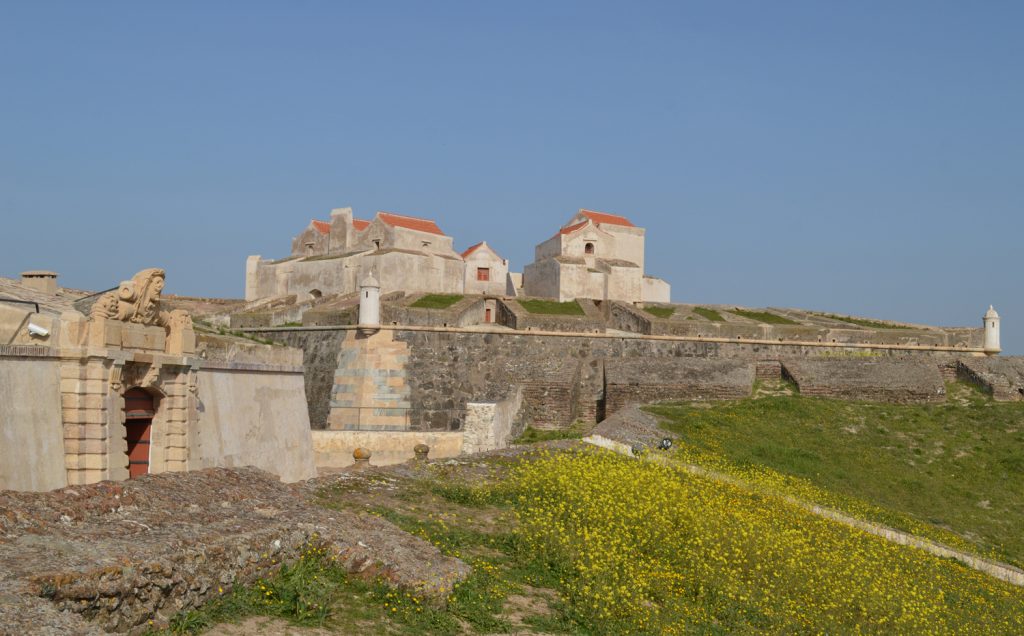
[0,467,468,635]
[957,356,1024,401]
[604,358,755,414]
[781,359,947,403]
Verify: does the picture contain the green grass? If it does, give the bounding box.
[812,312,911,330]
[647,383,1024,567]
[518,299,585,315]
[644,306,675,319]
[153,543,458,635]
[691,306,725,322]
[728,308,799,325]
[411,294,464,309]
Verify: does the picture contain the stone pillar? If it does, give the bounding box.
[60,357,113,486]
[984,305,1001,355]
[245,255,262,302]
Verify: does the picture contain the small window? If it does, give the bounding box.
[477,267,490,281]
[585,242,595,255]
[305,242,315,254]
[309,289,323,300]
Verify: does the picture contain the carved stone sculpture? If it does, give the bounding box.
[88,268,195,355]
[91,268,171,326]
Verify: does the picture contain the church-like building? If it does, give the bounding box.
[522,210,670,303]
[245,207,509,302]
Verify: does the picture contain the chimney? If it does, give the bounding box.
[20,271,59,295]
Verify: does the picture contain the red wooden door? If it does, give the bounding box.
[123,388,154,478]
[485,308,492,323]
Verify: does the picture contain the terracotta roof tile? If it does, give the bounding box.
[559,220,589,236]
[579,209,635,227]
[352,219,370,231]
[378,212,445,236]
[311,220,331,235]
[461,242,485,259]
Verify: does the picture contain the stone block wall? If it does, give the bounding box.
[781,359,947,403]
[604,358,755,415]
[956,357,1024,401]
[497,299,605,333]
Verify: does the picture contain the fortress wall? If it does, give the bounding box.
[956,357,1024,401]
[252,326,978,433]
[604,358,756,415]
[246,329,348,429]
[192,363,317,482]
[781,359,947,404]
[0,346,67,491]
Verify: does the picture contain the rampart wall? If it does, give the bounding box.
[252,325,982,432]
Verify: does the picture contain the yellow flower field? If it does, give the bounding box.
[511,449,1024,634]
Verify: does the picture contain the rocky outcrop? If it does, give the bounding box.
[0,467,469,635]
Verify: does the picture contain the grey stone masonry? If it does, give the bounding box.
[782,358,946,403]
[956,357,1024,401]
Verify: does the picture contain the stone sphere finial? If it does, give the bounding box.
[352,447,372,466]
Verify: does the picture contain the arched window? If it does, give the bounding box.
[585,242,595,255]
[309,289,323,300]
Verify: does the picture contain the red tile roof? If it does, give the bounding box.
[311,220,331,235]
[378,212,445,235]
[461,241,485,259]
[579,209,635,227]
[352,219,370,231]
[559,220,589,235]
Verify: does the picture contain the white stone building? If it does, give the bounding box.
[246,209,509,302]
[522,209,670,303]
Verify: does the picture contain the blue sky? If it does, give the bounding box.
[1,2,1021,352]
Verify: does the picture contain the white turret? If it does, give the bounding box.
[983,305,1000,355]
[358,273,381,327]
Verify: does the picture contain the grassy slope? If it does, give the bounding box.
[518,299,584,315]
[410,294,464,309]
[648,383,1024,566]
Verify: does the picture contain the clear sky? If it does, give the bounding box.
[1,2,1021,352]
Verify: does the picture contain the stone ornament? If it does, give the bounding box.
[87,268,195,355]
[91,268,171,326]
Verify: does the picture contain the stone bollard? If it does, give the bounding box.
[413,443,430,461]
[352,447,372,470]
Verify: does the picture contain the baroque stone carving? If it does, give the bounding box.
[91,268,171,326]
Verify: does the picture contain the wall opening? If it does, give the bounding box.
[123,387,155,479]
[585,242,595,254]
[309,289,323,300]
[477,267,490,281]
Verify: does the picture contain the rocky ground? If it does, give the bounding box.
[0,466,470,635]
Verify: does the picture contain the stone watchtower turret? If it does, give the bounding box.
[358,273,381,328]
[984,305,1001,355]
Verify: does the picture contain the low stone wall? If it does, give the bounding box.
[463,387,524,453]
[312,430,463,468]
[782,359,947,403]
[957,357,1024,401]
[604,358,755,415]
[497,299,604,333]
[0,347,66,492]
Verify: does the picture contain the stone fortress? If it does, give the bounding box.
[244,206,669,308]
[1,203,1021,492]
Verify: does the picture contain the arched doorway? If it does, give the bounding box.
[123,387,155,478]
